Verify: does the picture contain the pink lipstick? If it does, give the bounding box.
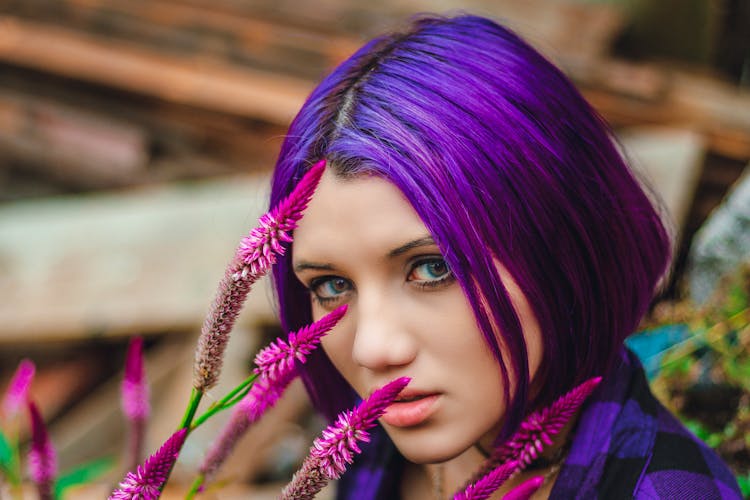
[381,393,440,427]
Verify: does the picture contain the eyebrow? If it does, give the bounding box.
[293,235,437,273]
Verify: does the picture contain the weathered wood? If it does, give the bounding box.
[0,16,312,125]
[0,174,276,344]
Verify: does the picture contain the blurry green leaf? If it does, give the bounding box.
[685,419,711,440]
[662,353,695,378]
[54,456,115,500]
[737,472,750,497]
[705,433,722,448]
[0,429,13,468]
[0,429,19,485]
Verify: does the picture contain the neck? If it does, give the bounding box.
[403,409,581,500]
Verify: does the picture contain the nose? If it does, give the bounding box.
[351,288,417,371]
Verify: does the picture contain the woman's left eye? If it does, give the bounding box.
[408,258,453,284]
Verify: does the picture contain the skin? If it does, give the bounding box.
[292,169,546,497]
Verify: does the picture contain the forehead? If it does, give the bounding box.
[292,170,430,260]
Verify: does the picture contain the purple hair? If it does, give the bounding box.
[269,12,670,458]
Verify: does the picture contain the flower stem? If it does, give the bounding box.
[185,473,205,499]
[191,374,258,430]
[179,388,203,430]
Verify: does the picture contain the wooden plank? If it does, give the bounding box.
[0,173,276,344]
[0,16,312,125]
[618,127,706,235]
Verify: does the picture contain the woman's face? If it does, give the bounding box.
[292,169,542,464]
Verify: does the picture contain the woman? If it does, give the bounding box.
[268,14,741,499]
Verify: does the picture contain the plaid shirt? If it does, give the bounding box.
[551,349,742,499]
[337,349,742,499]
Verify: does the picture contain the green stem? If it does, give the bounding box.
[179,388,203,430]
[191,374,257,430]
[185,473,205,499]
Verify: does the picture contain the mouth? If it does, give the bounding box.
[393,392,434,403]
[382,391,441,428]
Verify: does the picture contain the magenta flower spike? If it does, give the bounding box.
[453,460,518,500]
[197,306,346,484]
[2,358,35,419]
[492,377,601,467]
[27,401,57,500]
[468,376,602,487]
[193,159,326,392]
[254,304,347,380]
[110,428,187,500]
[501,476,544,500]
[123,336,150,421]
[122,336,150,470]
[281,377,410,500]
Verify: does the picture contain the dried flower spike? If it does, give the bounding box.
[197,306,346,485]
[110,428,187,500]
[2,358,35,419]
[193,159,326,392]
[27,401,57,500]
[453,460,518,500]
[281,377,410,500]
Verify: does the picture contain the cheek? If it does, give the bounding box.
[319,321,359,388]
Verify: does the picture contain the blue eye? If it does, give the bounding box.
[310,276,352,304]
[408,258,452,283]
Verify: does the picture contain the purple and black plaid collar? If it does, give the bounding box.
[551,349,742,499]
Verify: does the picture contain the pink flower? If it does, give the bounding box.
[281,377,410,500]
[198,306,346,484]
[122,336,150,470]
[453,460,518,500]
[501,476,544,500]
[110,428,187,500]
[238,159,327,273]
[27,401,56,500]
[193,159,326,392]
[491,377,601,467]
[254,305,347,381]
[2,358,35,419]
[122,336,149,421]
[466,376,602,490]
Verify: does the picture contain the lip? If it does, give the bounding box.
[381,393,441,427]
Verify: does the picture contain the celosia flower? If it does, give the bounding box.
[500,476,544,500]
[122,336,149,421]
[193,159,326,392]
[110,428,187,500]
[122,336,150,470]
[281,377,410,500]
[2,358,35,419]
[468,376,602,487]
[254,304,347,380]
[27,401,57,500]
[198,306,346,484]
[452,460,518,500]
[491,377,601,467]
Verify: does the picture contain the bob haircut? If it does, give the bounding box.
[269,14,671,440]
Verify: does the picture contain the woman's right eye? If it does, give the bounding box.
[309,276,353,306]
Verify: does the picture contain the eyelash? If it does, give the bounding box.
[306,256,455,307]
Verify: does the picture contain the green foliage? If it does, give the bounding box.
[0,428,19,484]
[646,262,750,491]
[54,456,115,500]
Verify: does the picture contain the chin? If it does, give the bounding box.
[385,427,472,464]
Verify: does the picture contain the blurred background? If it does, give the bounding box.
[0,0,748,497]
